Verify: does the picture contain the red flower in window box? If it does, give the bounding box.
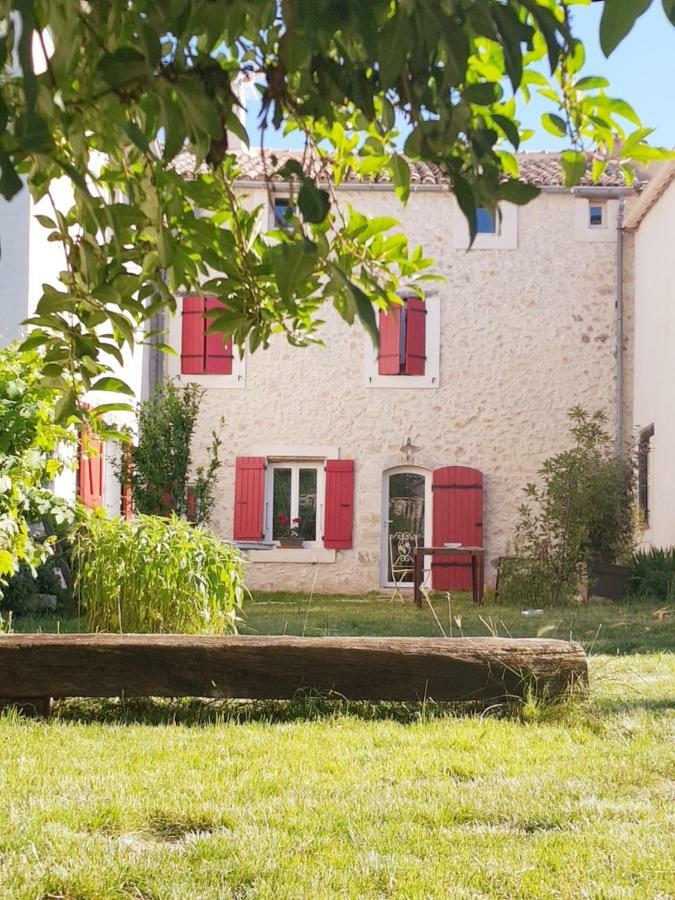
[277,513,303,546]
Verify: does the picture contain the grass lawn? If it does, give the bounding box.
[2,593,674,898]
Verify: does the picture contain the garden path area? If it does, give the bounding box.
[3,594,674,898]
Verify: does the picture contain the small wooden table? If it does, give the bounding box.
[413,546,485,608]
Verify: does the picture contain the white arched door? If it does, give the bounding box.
[381,467,432,587]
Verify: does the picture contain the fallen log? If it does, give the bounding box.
[0,634,587,707]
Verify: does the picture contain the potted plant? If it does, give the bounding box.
[277,514,304,548]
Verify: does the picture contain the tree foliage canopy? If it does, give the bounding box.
[0,0,672,422]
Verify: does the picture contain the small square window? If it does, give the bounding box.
[589,204,605,227]
[476,207,497,234]
[271,196,293,229]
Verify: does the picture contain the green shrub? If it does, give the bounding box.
[122,382,222,524]
[627,547,675,601]
[500,407,636,606]
[73,512,245,633]
[0,343,74,582]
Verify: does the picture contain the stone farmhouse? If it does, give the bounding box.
[0,151,672,594]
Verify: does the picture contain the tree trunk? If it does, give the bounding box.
[0,634,587,707]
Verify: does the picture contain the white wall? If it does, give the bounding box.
[632,178,675,548]
[0,188,30,344]
[178,184,628,592]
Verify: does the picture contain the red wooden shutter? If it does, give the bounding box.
[378,306,402,375]
[233,457,266,541]
[324,459,354,549]
[120,445,133,520]
[431,466,483,590]
[78,430,104,509]
[181,296,206,374]
[186,485,198,521]
[204,297,234,375]
[404,297,426,375]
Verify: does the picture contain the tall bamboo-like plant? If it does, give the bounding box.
[73,512,245,634]
[122,382,222,524]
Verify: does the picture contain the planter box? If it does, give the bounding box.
[278,537,305,549]
[587,562,631,601]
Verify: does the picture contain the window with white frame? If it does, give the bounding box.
[589,202,606,228]
[266,460,325,545]
[270,196,294,230]
[476,207,498,235]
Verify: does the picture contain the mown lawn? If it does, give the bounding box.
[3,593,674,898]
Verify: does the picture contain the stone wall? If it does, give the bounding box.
[182,185,630,593]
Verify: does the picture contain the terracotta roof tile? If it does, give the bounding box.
[172,148,639,189]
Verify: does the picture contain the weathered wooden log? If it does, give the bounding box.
[0,634,587,705]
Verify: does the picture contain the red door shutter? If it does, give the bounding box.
[378,306,402,375]
[204,297,234,374]
[233,457,266,541]
[181,296,206,374]
[404,297,426,375]
[324,459,354,549]
[78,430,104,509]
[431,466,483,590]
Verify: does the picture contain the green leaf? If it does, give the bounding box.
[97,47,148,88]
[462,82,502,106]
[561,150,587,187]
[600,0,651,56]
[350,283,379,347]
[298,180,330,224]
[664,0,675,25]
[90,376,136,396]
[575,76,610,91]
[54,387,78,423]
[492,115,520,150]
[498,180,540,205]
[389,154,411,204]
[541,113,567,137]
[0,153,22,200]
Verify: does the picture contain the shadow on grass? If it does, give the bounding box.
[6,688,599,728]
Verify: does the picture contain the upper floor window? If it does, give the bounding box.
[638,424,654,528]
[476,207,498,235]
[589,203,606,228]
[180,295,233,375]
[271,196,293,229]
[378,296,426,376]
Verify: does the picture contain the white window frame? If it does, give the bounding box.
[167,294,246,389]
[453,200,518,250]
[265,460,326,548]
[574,197,618,242]
[269,194,293,230]
[365,295,440,389]
[588,201,607,229]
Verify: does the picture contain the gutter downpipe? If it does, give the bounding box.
[615,197,625,456]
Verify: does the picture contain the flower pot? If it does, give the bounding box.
[278,537,305,549]
[587,561,631,601]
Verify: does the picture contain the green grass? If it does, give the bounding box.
[2,593,674,898]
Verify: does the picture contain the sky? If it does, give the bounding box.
[243,2,675,153]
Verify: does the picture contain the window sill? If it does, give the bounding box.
[247,548,337,564]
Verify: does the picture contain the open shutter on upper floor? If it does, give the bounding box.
[378,307,402,375]
[233,457,266,541]
[204,297,234,374]
[181,296,206,374]
[323,460,354,549]
[78,430,104,509]
[431,465,483,590]
[404,297,426,375]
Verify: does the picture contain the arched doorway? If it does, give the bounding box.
[381,467,432,587]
